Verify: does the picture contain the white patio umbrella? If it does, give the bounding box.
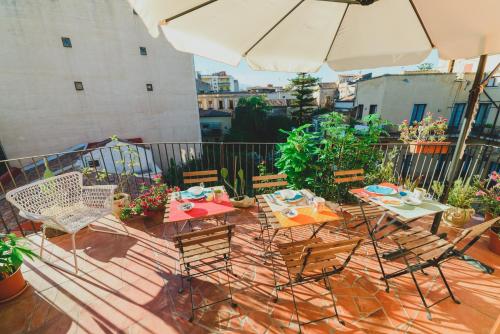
[128,0,500,73]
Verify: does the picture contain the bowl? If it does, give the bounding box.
[178,202,194,212]
[187,186,204,196]
[403,197,422,206]
[281,208,298,218]
[280,189,297,200]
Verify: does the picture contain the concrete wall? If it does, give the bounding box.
[0,0,200,159]
[355,73,500,125]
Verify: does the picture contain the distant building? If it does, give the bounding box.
[316,82,339,109]
[199,71,239,92]
[0,0,200,160]
[197,90,296,112]
[355,72,500,140]
[196,73,212,93]
[199,109,232,142]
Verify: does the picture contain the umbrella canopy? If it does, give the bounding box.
[128,0,500,72]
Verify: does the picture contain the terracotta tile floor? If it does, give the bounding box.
[1,209,499,334]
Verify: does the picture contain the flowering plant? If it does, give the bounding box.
[474,171,500,217]
[119,174,179,220]
[399,113,448,143]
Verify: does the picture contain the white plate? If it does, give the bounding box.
[378,196,404,207]
[187,186,204,196]
[178,202,194,212]
[403,197,422,206]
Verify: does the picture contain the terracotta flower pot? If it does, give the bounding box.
[0,267,28,303]
[409,141,450,154]
[487,227,500,255]
[443,207,475,228]
[112,193,130,218]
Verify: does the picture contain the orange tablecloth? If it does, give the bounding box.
[273,206,341,229]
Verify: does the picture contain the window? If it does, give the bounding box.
[449,103,465,127]
[74,81,84,91]
[208,100,213,108]
[369,104,377,115]
[86,160,100,168]
[356,104,364,120]
[61,37,72,48]
[218,100,223,109]
[229,100,234,109]
[146,83,153,91]
[486,76,498,87]
[410,104,426,123]
[474,103,491,126]
[139,47,147,56]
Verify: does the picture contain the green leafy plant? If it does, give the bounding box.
[399,113,448,143]
[0,234,38,278]
[81,136,140,199]
[474,172,500,217]
[447,178,477,209]
[366,147,399,184]
[275,124,319,191]
[398,175,423,192]
[221,157,246,198]
[431,180,445,199]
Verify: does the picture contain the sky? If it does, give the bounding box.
[194,51,500,89]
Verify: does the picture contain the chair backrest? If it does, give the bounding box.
[6,172,83,215]
[174,224,235,265]
[252,173,287,189]
[451,216,500,253]
[333,169,365,184]
[279,237,363,277]
[183,170,218,185]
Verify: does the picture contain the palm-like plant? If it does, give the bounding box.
[0,234,38,279]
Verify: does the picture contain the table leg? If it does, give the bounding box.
[310,222,328,239]
[431,212,442,234]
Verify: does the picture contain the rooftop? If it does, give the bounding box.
[1,211,498,333]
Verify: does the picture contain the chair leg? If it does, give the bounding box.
[366,220,390,292]
[437,264,460,304]
[187,269,195,322]
[71,233,78,274]
[324,272,345,326]
[288,274,302,334]
[40,226,46,258]
[225,258,238,308]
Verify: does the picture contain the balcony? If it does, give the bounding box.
[0,141,499,333]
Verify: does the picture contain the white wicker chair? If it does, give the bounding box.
[6,171,129,273]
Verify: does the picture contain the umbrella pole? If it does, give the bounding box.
[430,54,488,234]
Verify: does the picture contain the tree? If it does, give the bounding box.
[288,73,320,125]
[224,96,293,142]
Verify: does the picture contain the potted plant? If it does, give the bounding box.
[399,113,450,154]
[474,171,500,254]
[443,178,476,228]
[0,234,38,302]
[220,158,254,208]
[119,175,179,224]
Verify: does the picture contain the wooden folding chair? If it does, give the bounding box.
[332,169,386,233]
[331,169,390,292]
[174,224,237,321]
[183,169,218,186]
[277,237,364,332]
[385,217,500,320]
[252,173,288,251]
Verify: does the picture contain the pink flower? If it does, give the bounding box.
[491,171,499,181]
[496,196,500,201]
[476,190,486,196]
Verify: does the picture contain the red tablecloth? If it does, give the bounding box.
[167,193,235,223]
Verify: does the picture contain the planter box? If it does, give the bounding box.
[409,141,450,154]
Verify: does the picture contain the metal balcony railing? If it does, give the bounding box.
[0,142,498,236]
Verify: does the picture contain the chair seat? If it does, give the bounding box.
[340,203,384,219]
[42,202,107,234]
[391,226,452,261]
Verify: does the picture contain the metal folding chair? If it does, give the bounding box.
[331,169,390,292]
[252,173,288,252]
[174,224,237,321]
[277,237,364,333]
[385,217,500,320]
